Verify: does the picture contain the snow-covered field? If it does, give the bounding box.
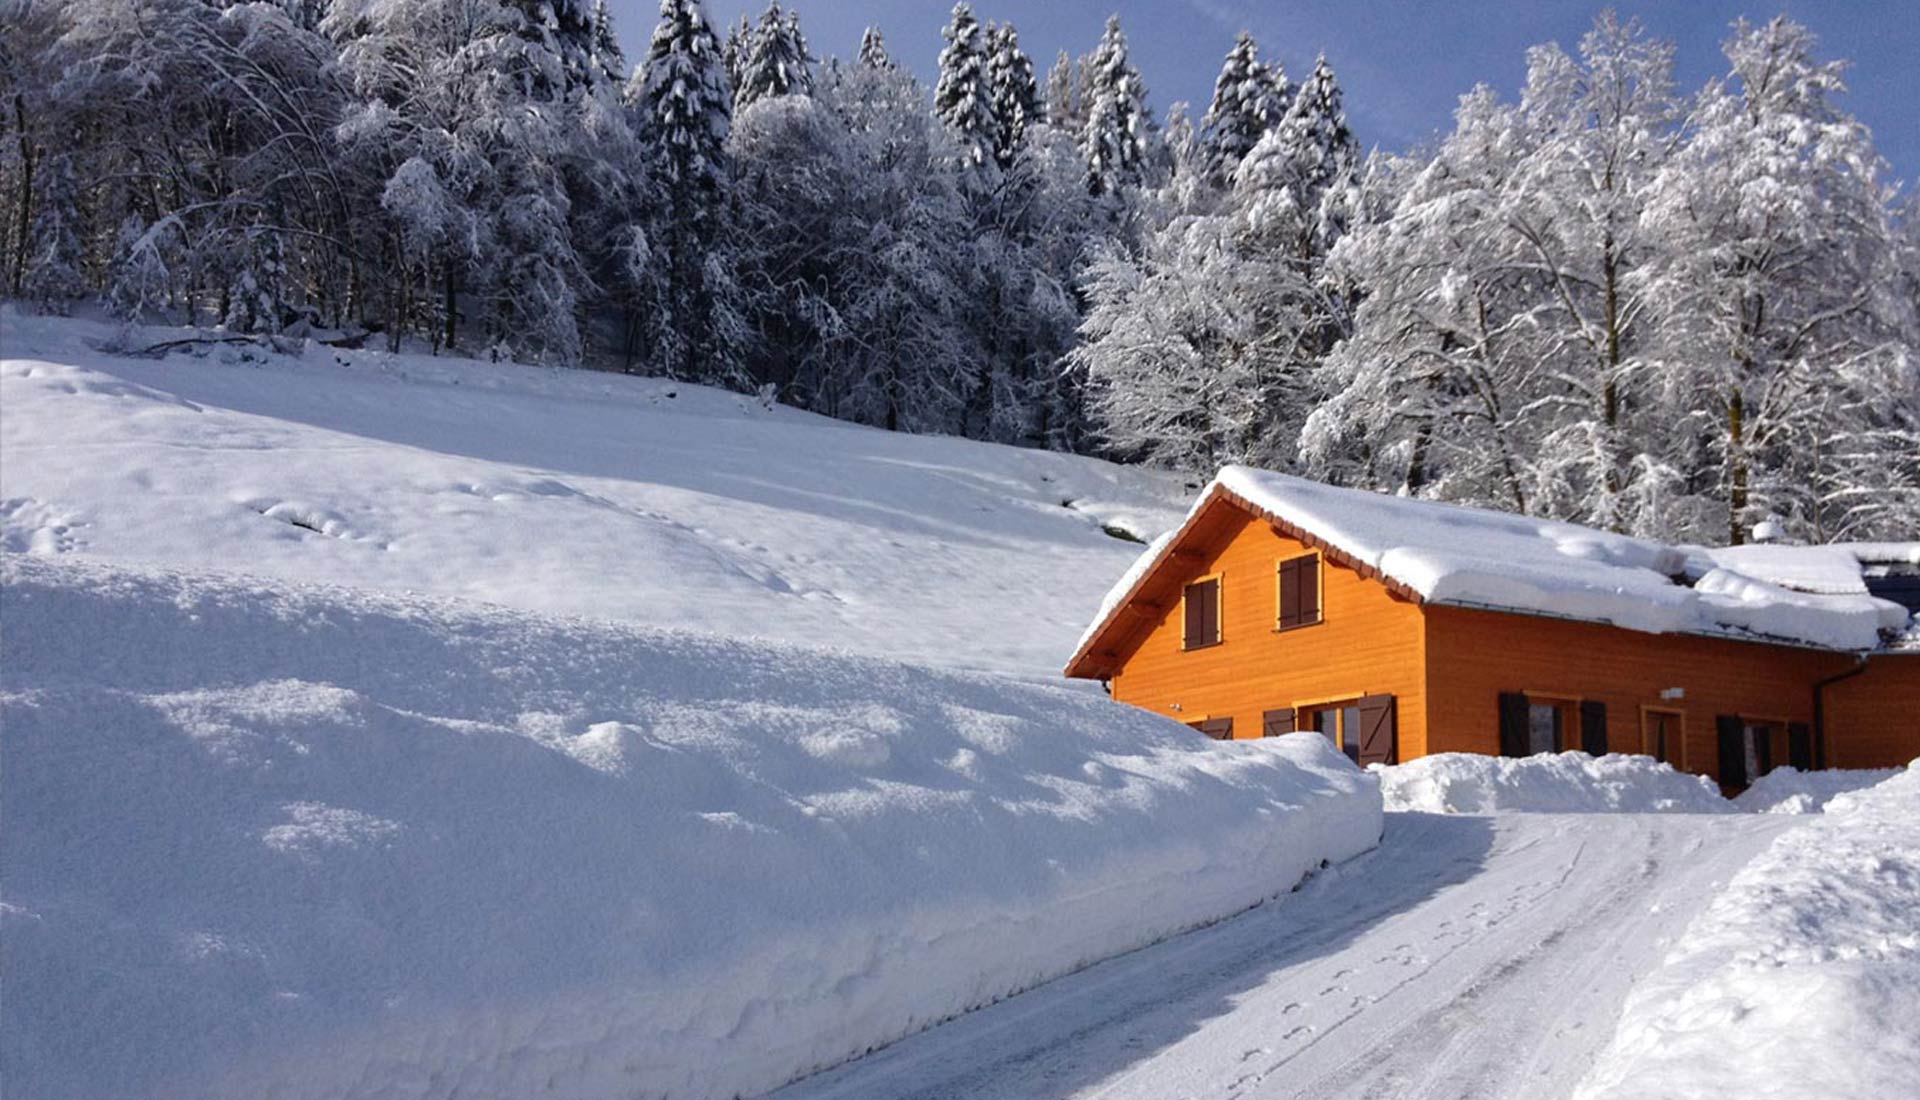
[1577,764,1920,1100]
[1733,764,1907,814]
[2,554,1378,1100]
[0,310,1186,677]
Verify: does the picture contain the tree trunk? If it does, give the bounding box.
[1601,237,1623,531]
[443,265,457,352]
[1727,386,1748,545]
[11,93,35,298]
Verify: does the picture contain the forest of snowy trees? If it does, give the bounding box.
[3,1,1916,543]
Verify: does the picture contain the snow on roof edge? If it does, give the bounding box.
[1071,466,1912,668]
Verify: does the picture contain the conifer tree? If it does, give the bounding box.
[1080,16,1151,195]
[625,0,741,381]
[735,2,813,108]
[934,3,998,170]
[985,22,1043,168]
[588,0,627,86]
[857,27,892,71]
[1200,32,1286,187]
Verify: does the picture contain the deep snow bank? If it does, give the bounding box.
[1575,761,1920,1100]
[1732,764,1905,814]
[1,555,1380,1100]
[1374,752,1734,814]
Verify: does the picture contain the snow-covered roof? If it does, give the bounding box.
[1068,466,1916,674]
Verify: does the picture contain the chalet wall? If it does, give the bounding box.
[1822,655,1920,769]
[1108,512,1428,750]
[1421,606,1863,783]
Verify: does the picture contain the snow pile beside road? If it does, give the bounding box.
[1,555,1381,1100]
[1732,764,1905,814]
[1575,761,1920,1100]
[1376,752,1734,814]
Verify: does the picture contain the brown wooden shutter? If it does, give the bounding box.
[1203,578,1220,643]
[1263,708,1295,737]
[1716,714,1746,787]
[1299,555,1320,623]
[1579,700,1608,756]
[1183,582,1203,647]
[1498,692,1530,757]
[1356,694,1396,766]
[1197,717,1233,740]
[1788,722,1812,771]
[1277,559,1297,628]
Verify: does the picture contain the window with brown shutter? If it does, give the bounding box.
[1276,553,1322,630]
[1188,717,1234,740]
[1182,575,1222,649]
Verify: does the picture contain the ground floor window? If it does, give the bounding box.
[1743,720,1781,779]
[1643,708,1683,766]
[1302,701,1363,764]
[1500,692,1584,757]
[1188,717,1234,740]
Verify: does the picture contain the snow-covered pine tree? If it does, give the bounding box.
[1200,32,1285,187]
[1270,54,1357,241]
[625,0,742,382]
[588,0,627,86]
[1080,16,1151,196]
[735,2,812,109]
[722,12,751,90]
[985,22,1044,169]
[934,3,998,171]
[857,27,892,71]
[1642,16,1905,543]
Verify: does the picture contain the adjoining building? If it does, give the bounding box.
[1065,467,1919,789]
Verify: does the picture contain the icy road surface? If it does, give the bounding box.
[773,811,1793,1100]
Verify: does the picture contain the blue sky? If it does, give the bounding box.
[611,1,1918,186]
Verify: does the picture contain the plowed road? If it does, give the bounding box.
[773,812,1792,1100]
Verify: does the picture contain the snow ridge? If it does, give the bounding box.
[1,554,1380,1100]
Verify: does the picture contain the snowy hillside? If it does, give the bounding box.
[2,554,1379,1100]
[0,310,1187,677]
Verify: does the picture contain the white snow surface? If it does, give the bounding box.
[0,310,1189,678]
[0,554,1381,1100]
[1576,761,1920,1100]
[1732,764,1907,814]
[1182,466,1906,652]
[1374,752,1735,815]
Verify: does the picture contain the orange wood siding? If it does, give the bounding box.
[1421,605,1860,783]
[1823,655,1920,769]
[1108,511,1428,750]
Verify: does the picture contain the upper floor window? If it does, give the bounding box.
[1277,552,1322,630]
[1183,575,1222,649]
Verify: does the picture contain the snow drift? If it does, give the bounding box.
[1575,760,1920,1100]
[1375,752,1735,814]
[1732,764,1906,814]
[1,555,1381,1100]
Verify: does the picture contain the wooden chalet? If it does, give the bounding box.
[1065,468,1920,789]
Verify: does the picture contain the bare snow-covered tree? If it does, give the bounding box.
[1641,16,1905,542]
